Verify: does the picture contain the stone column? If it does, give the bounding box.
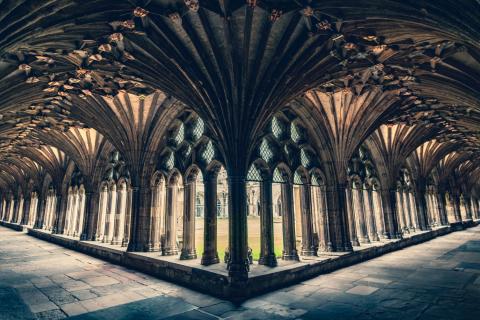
[148,184,162,251]
[408,192,419,230]
[104,186,117,243]
[112,186,126,245]
[315,186,331,252]
[164,181,179,255]
[437,192,448,225]
[372,190,386,238]
[281,182,299,261]
[402,191,414,231]
[0,198,5,221]
[452,193,462,222]
[11,198,19,223]
[201,174,219,265]
[96,187,108,240]
[227,175,249,279]
[80,191,98,240]
[464,196,473,220]
[364,189,379,241]
[472,198,479,220]
[122,188,133,247]
[126,185,151,252]
[353,185,370,243]
[417,188,431,231]
[21,197,31,225]
[299,184,316,256]
[324,184,353,251]
[258,178,277,266]
[346,187,360,246]
[34,195,46,229]
[180,178,197,260]
[381,189,401,238]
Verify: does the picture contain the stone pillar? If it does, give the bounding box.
[437,192,448,225]
[464,196,473,220]
[258,178,277,266]
[96,187,108,240]
[363,189,379,241]
[52,194,62,232]
[452,193,462,222]
[112,186,126,245]
[122,188,133,247]
[372,190,386,238]
[21,197,31,225]
[104,186,117,243]
[472,198,479,220]
[11,198,19,223]
[164,181,179,255]
[381,189,401,238]
[227,175,249,279]
[417,188,431,231]
[315,186,331,252]
[324,184,353,251]
[353,185,370,243]
[299,184,316,256]
[126,184,151,252]
[34,195,46,229]
[281,182,299,260]
[80,191,98,240]
[403,191,414,231]
[180,178,197,260]
[53,191,68,235]
[148,183,162,251]
[408,192,419,230]
[201,174,219,265]
[0,198,5,221]
[346,187,360,246]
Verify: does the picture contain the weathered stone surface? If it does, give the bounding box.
[1,225,480,319]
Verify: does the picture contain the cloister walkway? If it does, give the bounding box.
[1,225,479,320]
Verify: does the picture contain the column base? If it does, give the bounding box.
[227,261,250,279]
[258,254,277,267]
[180,249,197,260]
[282,251,300,261]
[359,236,371,244]
[201,252,220,266]
[147,243,161,252]
[351,238,360,246]
[111,239,122,246]
[300,248,317,257]
[163,248,178,256]
[127,242,148,252]
[80,233,88,241]
[370,233,380,242]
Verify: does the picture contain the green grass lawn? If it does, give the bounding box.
[193,217,286,261]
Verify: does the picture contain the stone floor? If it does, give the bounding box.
[1,226,479,320]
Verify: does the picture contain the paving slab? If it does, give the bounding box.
[1,225,480,319]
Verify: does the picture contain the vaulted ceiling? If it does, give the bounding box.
[1,0,479,192]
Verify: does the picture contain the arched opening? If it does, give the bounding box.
[150,172,166,252]
[216,167,229,261]
[112,180,128,245]
[246,164,262,261]
[311,171,330,252]
[96,182,109,241]
[163,171,183,256]
[272,166,298,261]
